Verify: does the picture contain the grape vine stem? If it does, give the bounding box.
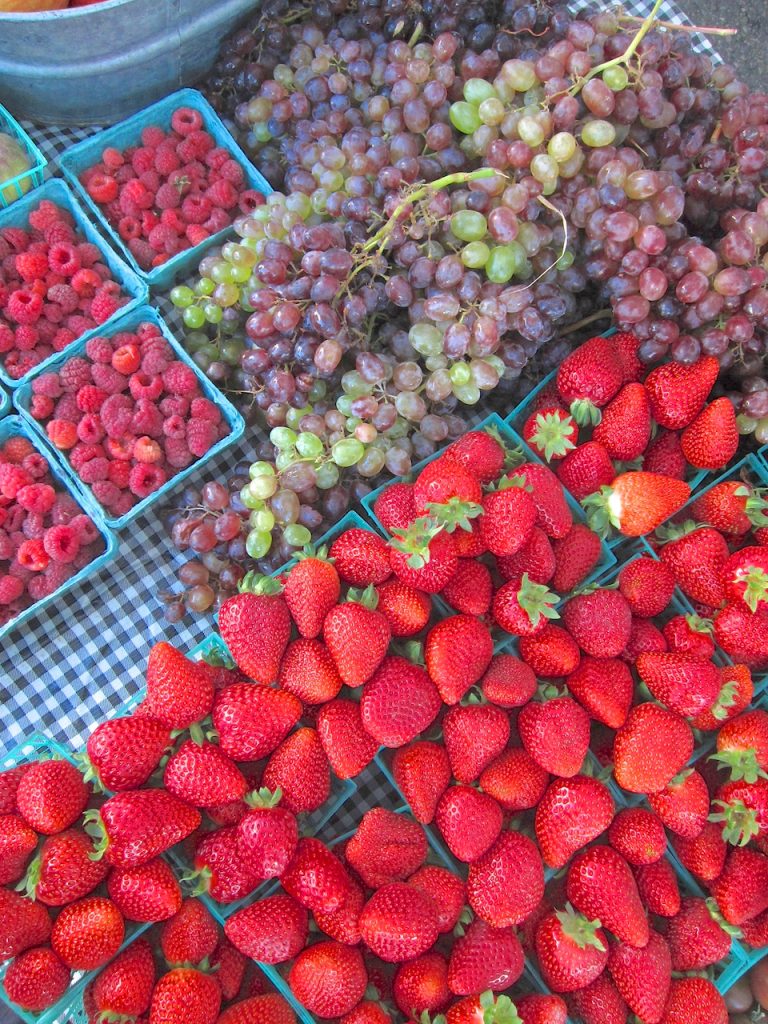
[618,13,737,36]
[569,0,664,96]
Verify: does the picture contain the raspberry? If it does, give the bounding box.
[30,395,55,420]
[27,574,58,601]
[46,419,78,450]
[120,179,154,211]
[70,442,105,470]
[14,324,40,351]
[48,244,81,277]
[185,224,210,247]
[155,148,181,177]
[110,491,135,517]
[16,483,56,515]
[1,437,34,464]
[66,315,98,338]
[85,335,114,364]
[79,457,110,484]
[0,575,24,605]
[127,238,154,270]
[92,480,121,507]
[131,147,156,175]
[43,560,76,589]
[41,303,64,325]
[159,395,188,417]
[190,397,221,423]
[114,164,137,186]
[14,250,50,282]
[0,324,14,352]
[107,460,131,489]
[148,223,180,253]
[89,291,121,325]
[7,289,43,324]
[77,244,102,268]
[22,512,45,539]
[47,284,80,314]
[76,385,108,413]
[162,414,186,439]
[139,172,161,196]
[71,269,102,297]
[141,125,166,148]
[155,183,181,210]
[102,147,125,169]
[8,558,33,582]
[129,372,163,401]
[101,394,133,438]
[43,523,80,563]
[0,530,12,559]
[118,216,142,241]
[219,158,245,186]
[0,464,31,498]
[164,436,194,469]
[17,538,49,571]
[111,344,141,374]
[128,462,167,498]
[105,436,136,461]
[166,171,192,198]
[5,352,41,381]
[27,201,62,232]
[76,414,105,445]
[187,418,218,457]
[131,398,164,439]
[70,514,99,544]
[86,173,119,204]
[160,208,186,233]
[52,328,77,353]
[43,223,76,248]
[91,363,127,395]
[206,179,239,210]
[133,436,162,463]
[50,494,80,524]
[140,346,170,375]
[59,357,92,392]
[181,194,212,225]
[140,211,160,238]
[204,147,230,171]
[21,453,49,480]
[171,107,204,136]
[204,208,231,233]
[163,361,198,396]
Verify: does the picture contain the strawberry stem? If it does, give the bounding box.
[425,498,483,534]
[709,748,768,785]
[517,573,560,628]
[709,798,761,846]
[238,572,284,596]
[244,786,283,809]
[557,904,606,951]
[527,410,577,462]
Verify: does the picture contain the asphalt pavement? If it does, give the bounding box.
[683,0,764,88]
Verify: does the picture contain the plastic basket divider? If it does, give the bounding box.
[0,103,47,210]
[0,385,9,419]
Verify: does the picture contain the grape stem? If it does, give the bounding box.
[618,13,737,36]
[503,194,568,296]
[556,309,613,337]
[568,0,664,96]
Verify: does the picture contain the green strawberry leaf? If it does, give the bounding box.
[527,409,577,462]
[245,786,283,809]
[517,573,560,628]
[709,798,761,846]
[569,398,602,427]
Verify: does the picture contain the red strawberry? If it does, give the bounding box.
[608,808,666,866]
[281,838,353,914]
[22,827,107,906]
[317,699,379,779]
[612,331,643,382]
[635,651,720,717]
[149,967,221,1024]
[534,775,614,869]
[262,727,330,814]
[583,472,691,538]
[535,907,609,993]
[425,614,494,705]
[51,895,124,970]
[714,600,768,668]
[518,697,590,778]
[313,879,365,946]
[466,831,544,928]
[658,977,728,1024]
[441,558,493,615]
[446,993,523,1024]
[213,682,302,762]
[556,334,624,423]
[618,556,676,617]
[523,406,578,462]
[691,478,768,536]
[557,441,615,501]
[3,947,70,1012]
[662,614,715,660]
[479,748,550,812]
[0,814,37,885]
[392,741,451,823]
[107,857,182,922]
[219,579,292,685]
[454,518,488,557]
[671,822,727,883]
[390,518,460,597]
[218,994,297,1024]
[516,993,568,1024]
[211,939,246,1001]
[667,897,732,970]
[435,785,502,863]
[375,578,432,636]
[567,974,628,1024]
[283,553,341,638]
[480,652,537,708]
[361,655,442,747]
[164,739,247,808]
[643,429,687,479]
[613,703,693,794]
[566,656,633,729]
[373,481,417,533]
[237,789,298,881]
[711,708,768,782]
[479,480,537,556]
[622,616,668,663]
[15,758,88,835]
[324,588,392,686]
[443,703,510,784]
[448,919,524,996]
[563,588,632,658]
[493,575,560,638]
[289,941,368,1018]
[92,938,155,1019]
[647,769,709,838]
[658,526,728,607]
[722,545,768,611]
[346,808,427,889]
[408,865,466,933]
[142,642,216,728]
[443,429,507,484]
[359,883,439,963]
[680,397,739,470]
[394,951,450,1014]
[330,527,392,586]
[83,714,171,792]
[0,888,51,962]
[566,845,649,948]
[551,524,603,592]
[160,899,218,965]
[593,382,651,460]
[278,638,343,704]
[513,463,573,539]
[0,765,26,814]
[644,355,719,430]
[193,826,260,904]
[634,858,681,917]
[607,930,671,1024]
[85,789,201,868]
[224,894,308,963]
[498,527,556,586]
[413,455,483,512]
[711,777,768,846]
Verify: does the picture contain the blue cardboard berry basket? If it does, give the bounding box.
[0,178,148,390]
[14,304,245,532]
[0,416,118,644]
[0,104,47,211]
[59,87,273,292]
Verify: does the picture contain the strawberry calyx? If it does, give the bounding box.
[95,1012,145,1024]
[425,498,482,533]
[180,865,213,898]
[485,425,524,472]
[517,573,560,629]
[414,1012,447,1024]
[244,785,283,810]
[83,808,110,861]
[704,896,743,939]
[391,517,442,569]
[527,408,577,462]
[202,643,235,671]
[556,904,606,951]
[685,613,713,636]
[237,572,284,596]
[743,486,768,528]
[478,989,523,1024]
[709,747,768,784]
[398,639,425,666]
[708,679,740,723]
[581,485,619,538]
[709,798,760,846]
[16,853,41,901]
[569,398,602,427]
[73,751,110,795]
[293,543,331,563]
[734,565,768,613]
[496,474,533,494]
[452,905,474,938]
[613,457,644,474]
[345,584,381,610]
[654,519,702,543]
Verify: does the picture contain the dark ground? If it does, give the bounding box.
[684,0,764,88]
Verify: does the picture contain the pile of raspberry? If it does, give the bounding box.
[80,106,258,271]
[29,319,229,519]
[0,201,130,381]
[0,432,104,624]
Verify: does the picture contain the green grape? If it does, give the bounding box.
[517,115,546,148]
[478,97,506,126]
[275,451,295,472]
[485,354,505,377]
[357,448,386,477]
[450,210,488,242]
[461,241,491,268]
[194,277,215,296]
[311,189,329,214]
[582,120,617,147]
[541,179,557,196]
[547,132,577,163]
[345,417,362,433]
[230,264,252,284]
[449,101,482,134]
[249,475,278,500]
[486,245,519,284]
[284,523,312,547]
[308,381,327,402]
[530,154,560,184]
[273,64,294,87]
[250,508,276,532]
[286,192,312,218]
[336,395,354,417]
[341,371,369,397]
[603,66,629,91]
[409,323,443,357]
[252,123,272,143]
[220,340,243,365]
[270,427,298,450]
[249,461,276,479]
[503,59,537,92]
[464,78,497,104]
[246,529,272,558]
[203,302,223,325]
[331,438,364,467]
[453,382,481,404]
[211,262,234,285]
[316,463,339,489]
[185,331,208,353]
[239,486,263,510]
[182,305,206,330]
[230,244,257,267]
[557,250,576,270]
[171,285,195,308]
[449,362,472,386]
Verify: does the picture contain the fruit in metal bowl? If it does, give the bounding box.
[0,132,32,203]
[0,1,68,10]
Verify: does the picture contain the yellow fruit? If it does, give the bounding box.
[0,0,69,10]
[0,132,32,205]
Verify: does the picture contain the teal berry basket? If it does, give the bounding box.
[14,304,246,532]
[0,383,8,419]
[59,87,273,292]
[720,945,768,1001]
[0,178,148,390]
[0,104,47,210]
[0,416,118,644]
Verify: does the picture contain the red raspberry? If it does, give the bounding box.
[186,418,218,457]
[0,575,24,605]
[77,244,102,268]
[89,292,121,325]
[59,357,92,392]
[86,173,119,205]
[181,194,213,225]
[100,394,133,438]
[155,183,181,210]
[140,211,160,237]
[102,147,125,169]
[204,208,231,233]
[14,324,40,351]
[164,436,193,469]
[5,352,42,381]
[90,363,127,395]
[50,494,80,524]
[76,415,105,445]
[29,395,54,421]
[162,414,186,439]
[219,158,245,186]
[160,208,186,233]
[54,394,82,423]
[105,435,136,461]
[43,223,76,248]
[128,462,167,498]
[110,491,135,517]
[41,303,64,325]
[27,201,62,231]
[46,419,78,450]
[140,346,170,375]
[155,147,181,176]
[79,457,110,484]
[148,223,180,253]
[131,398,164,438]
[110,344,140,374]
[107,460,131,489]
[71,269,102,296]
[17,538,49,571]
[7,289,43,324]
[0,324,14,352]
[141,125,166,147]
[163,361,198,396]
[129,372,163,401]
[66,315,98,338]
[92,480,120,507]
[118,216,142,242]
[139,172,161,196]
[1,225,30,250]
[204,147,230,171]
[190,397,221,423]
[21,453,49,480]
[52,328,77,353]
[131,148,156,175]
[159,395,189,417]
[206,179,239,210]
[14,250,50,282]
[76,385,108,413]
[1,437,34,463]
[43,560,77,589]
[22,511,45,539]
[47,283,79,314]
[70,442,105,470]
[43,523,80,563]
[0,464,32,498]
[70,514,100,544]
[16,483,56,515]
[114,164,137,186]
[166,171,192,198]
[120,179,154,211]
[185,225,210,247]
[171,107,204,136]
[85,335,114,364]
[133,436,162,463]
[7,558,34,582]
[127,239,155,270]
[48,244,81,277]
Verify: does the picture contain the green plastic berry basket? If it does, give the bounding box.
[0,104,47,211]
[0,177,148,390]
[59,87,273,292]
[0,416,119,644]
[13,304,245,532]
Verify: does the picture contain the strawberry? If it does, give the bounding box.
[446,992,524,1024]
[3,947,70,1012]
[224,894,308,963]
[667,897,732,970]
[479,748,550,812]
[658,977,728,1024]
[520,628,581,683]
[513,463,573,539]
[466,831,544,928]
[408,864,466,933]
[324,587,392,686]
[360,655,442,747]
[341,1003,392,1024]
[0,888,51,961]
[635,651,720,717]
[359,882,439,963]
[567,974,628,1024]
[583,472,690,537]
[644,355,719,430]
[662,614,715,659]
[443,429,507,484]
[219,578,292,685]
[557,441,615,501]
[691,478,768,536]
[523,406,578,462]
[607,808,666,865]
[210,938,246,1000]
[671,821,727,883]
[375,578,432,636]
[566,845,649,948]
[317,699,380,778]
[493,575,560,638]
[711,777,768,845]
[622,616,668,662]
[647,769,709,838]
[714,600,768,667]
[0,814,37,885]
[84,789,201,868]
[607,930,671,1024]
[425,614,494,705]
[107,857,181,922]
[15,758,88,835]
[448,919,524,996]
[562,588,632,657]
[160,899,218,966]
[346,808,427,888]
[392,741,451,823]
[435,785,503,863]
[82,714,172,792]
[193,825,260,904]
[535,907,609,993]
[278,637,343,704]
[691,663,754,731]
[479,480,537,556]
[680,397,739,470]
[414,455,483,511]
[374,481,417,533]
[498,528,556,586]
[658,526,729,607]
[556,334,624,423]
[390,525,460,593]
[218,994,298,1024]
[612,331,643,382]
[516,993,568,1024]
[289,941,368,1018]
[283,553,341,638]
[149,967,221,1024]
[330,527,392,585]
[281,838,353,913]
[51,895,124,969]
[394,951,450,1013]
[20,827,103,908]
[0,765,26,814]
[618,556,676,617]
[634,858,681,917]
[441,558,493,615]
[164,739,247,808]
[142,641,216,728]
[480,652,537,708]
[534,776,614,869]
[262,727,330,814]
[740,906,768,947]
[711,708,768,782]
[443,703,510,784]
[551,523,603,592]
[213,683,302,762]
[313,879,364,945]
[566,656,633,729]
[593,382,651,460]
[91,938,155,1019]
[518,697,590,778]
[236,789,298,881]
[642,429,687,479]
[454,518,488,557]
[722,544,768,611]
[613,703,693,794]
